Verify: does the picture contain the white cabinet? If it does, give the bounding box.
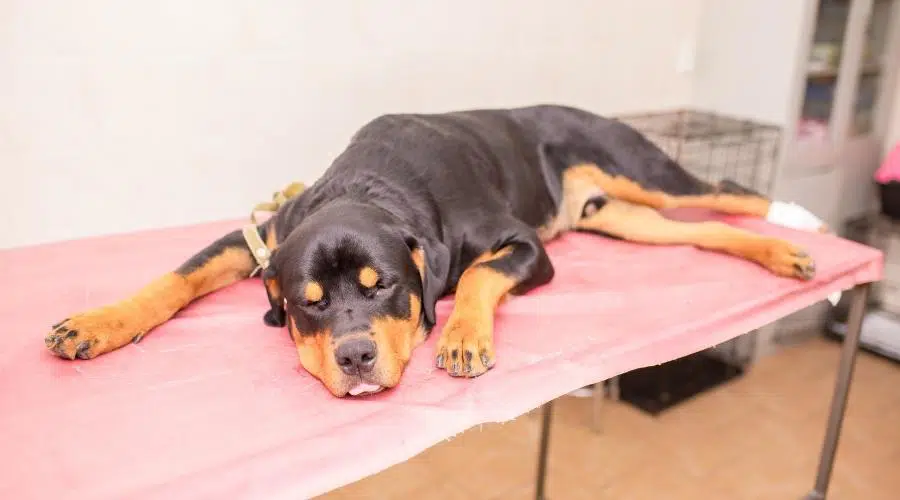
[782,0,900,342]
[694,0,900,227]
[781,0,900,228]
[797,0,896,143]
[692,0,900,350]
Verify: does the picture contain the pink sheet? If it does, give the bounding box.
[0,213,882,500]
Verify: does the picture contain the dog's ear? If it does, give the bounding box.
[261,255,287,328]
[400,231,450,328]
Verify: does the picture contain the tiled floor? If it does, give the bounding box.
[319,338,900,499]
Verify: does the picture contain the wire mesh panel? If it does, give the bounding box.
[616,109,782,197]
[614,110,784,369]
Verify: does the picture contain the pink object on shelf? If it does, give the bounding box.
[875,141,900,184]
[0,214,883,500]
[797,118,829,141]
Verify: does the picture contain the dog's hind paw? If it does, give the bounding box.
[753,239,816,280]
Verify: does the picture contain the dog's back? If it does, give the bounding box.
[290,108,557,236]
[289,105,720,234]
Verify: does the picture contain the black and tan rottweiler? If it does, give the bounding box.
[45,104,816,397]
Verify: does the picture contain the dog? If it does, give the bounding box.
[45,104,818,397]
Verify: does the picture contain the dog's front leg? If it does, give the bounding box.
[45,226,265,360]
[435,222,554,377]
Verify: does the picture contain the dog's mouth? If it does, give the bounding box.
[347,382,384,397]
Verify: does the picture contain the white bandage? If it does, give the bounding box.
[766,201,825,232]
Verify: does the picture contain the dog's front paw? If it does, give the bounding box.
[263,307,287,327]
[435,316,495,378]
[45,305,145,360]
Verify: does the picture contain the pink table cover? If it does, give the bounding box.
[0,212,883,500]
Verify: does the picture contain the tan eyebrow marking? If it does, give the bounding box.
[359,266,379,288]
[304,281,324,302]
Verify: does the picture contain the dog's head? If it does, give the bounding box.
[267,202,450,397]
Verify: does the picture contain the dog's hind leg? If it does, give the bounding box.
[581,167,827,232]
[575,198,816,280]
[565,163,777,218]
[45,225,269,360]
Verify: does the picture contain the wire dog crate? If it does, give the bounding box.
[617,109,782,196]
[605,110,784,414]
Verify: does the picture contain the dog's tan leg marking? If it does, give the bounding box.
[566,164,670,209]
[265,223,278,250]
[666,193,770,217]
[566,163,770,216]
[265,275,282,304]
[262,222,284,303]
[577,199,815,280]
[45,231,257,360]
[435,247,515,377]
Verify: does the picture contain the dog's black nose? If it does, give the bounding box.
[334,338,377,374]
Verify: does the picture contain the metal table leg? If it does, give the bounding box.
[607,375,620,401]
[531,283,870,500]
[591,383,605,433]
[805,283,870,500]
[535,400,554,500]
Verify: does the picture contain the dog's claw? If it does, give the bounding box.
[45,306,138,361]
[793,262,816,280]
[758,239,816,281]
[462,351,473,374]
[75,341,93,360]
[435,318,496,378]
[480,352,494,369]
[45,334,61,349]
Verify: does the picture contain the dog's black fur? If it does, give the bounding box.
[46,104,776,397]
[266,104,724,323]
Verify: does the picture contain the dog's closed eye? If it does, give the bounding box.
[301,282,329,310]
[362,278,392,299]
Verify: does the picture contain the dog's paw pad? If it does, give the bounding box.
[44,307,142,360]
[435,319,495,378]
[759,240,816,281]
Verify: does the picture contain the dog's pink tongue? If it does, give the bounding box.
[348,383,382,397]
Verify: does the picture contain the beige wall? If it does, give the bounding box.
[1,0,703,248]
[691,0,810,126]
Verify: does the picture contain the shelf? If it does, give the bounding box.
[806,62,882,81]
